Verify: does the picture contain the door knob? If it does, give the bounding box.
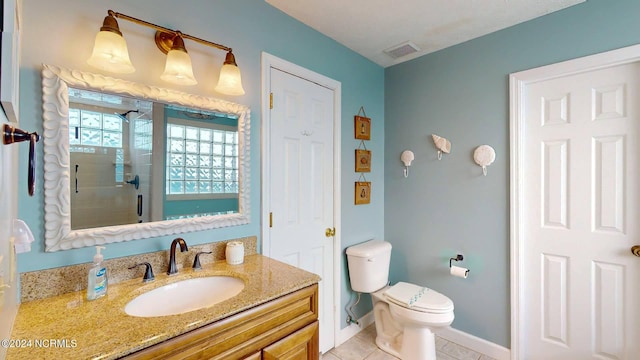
[325,228,336,237]
[632,245,640,257]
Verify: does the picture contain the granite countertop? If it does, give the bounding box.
[7,254,320,360]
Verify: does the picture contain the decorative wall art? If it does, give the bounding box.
[354,106,372,204]
[355,149,372,172]
[354,175,371,205]
[354,106,371,140]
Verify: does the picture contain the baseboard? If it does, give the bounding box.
[335,312,510,360]
[335,311,375,346]
[438,327,511,360]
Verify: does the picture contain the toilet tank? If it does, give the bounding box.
[346,240,392,293]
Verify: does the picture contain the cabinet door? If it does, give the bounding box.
[263,321,319,360]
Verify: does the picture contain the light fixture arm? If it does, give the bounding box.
[107,10,232,53]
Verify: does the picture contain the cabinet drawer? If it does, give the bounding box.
[263,321,319,360]
[123,284,318,360]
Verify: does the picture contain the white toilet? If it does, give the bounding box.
[346,240,454,360]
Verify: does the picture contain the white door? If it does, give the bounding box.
[267,67,335,353]
[521,61,640,359]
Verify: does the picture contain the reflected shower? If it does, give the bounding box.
[115,109,139,122]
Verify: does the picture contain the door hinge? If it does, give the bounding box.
[269,212,273,228]
[269,93,273,109]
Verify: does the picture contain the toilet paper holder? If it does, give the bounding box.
[449,254,464,268]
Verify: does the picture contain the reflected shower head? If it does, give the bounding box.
[115,109,139,122]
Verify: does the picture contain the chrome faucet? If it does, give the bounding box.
[168,237,189,275]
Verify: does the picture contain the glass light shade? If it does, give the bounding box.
[87,31,135,74]
[160,49,198,86]
[215,63,245,96]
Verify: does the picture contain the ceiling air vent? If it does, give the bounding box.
[383,41,420,59]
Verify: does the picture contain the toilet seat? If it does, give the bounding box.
[384,282,454,314]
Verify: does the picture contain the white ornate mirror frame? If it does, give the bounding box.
[42,64,251,251]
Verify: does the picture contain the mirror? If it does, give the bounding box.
[67,88,240,229]
[42,64,251,251]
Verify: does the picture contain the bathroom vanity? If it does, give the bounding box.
[8,255,320,359]
[124,285,318,359]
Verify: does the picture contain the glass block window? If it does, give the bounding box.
[68,108,123,148]
[134,119,153,151]
[114,148,125,183]
[166,121,238,196]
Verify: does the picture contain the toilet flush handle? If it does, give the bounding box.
[367,258,374,262]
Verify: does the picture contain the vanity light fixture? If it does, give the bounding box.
[87,10,245,96]
[159,32,197,86]
[87,12,135,74]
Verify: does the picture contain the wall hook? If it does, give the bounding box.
[3,124,41,196]
[431,134,451,160]
[400,150,414,178]
[473,145,496,176]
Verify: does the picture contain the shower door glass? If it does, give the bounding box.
[68,89,153,230]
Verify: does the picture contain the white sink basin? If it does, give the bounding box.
[125,276,244,317]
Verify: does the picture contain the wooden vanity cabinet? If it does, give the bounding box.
[243,352,262,360]
[261,321,318,360]
[122,284,319,360]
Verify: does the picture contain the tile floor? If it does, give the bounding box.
[322,325,497,360]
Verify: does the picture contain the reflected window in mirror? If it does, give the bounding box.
[164,106,239,220]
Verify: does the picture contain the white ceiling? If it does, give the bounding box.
[266,0,585,67]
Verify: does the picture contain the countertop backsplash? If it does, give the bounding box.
[20,236,257,302]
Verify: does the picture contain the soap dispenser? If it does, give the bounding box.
[87,246,108,300]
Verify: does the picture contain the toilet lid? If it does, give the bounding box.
[384,282,454,313]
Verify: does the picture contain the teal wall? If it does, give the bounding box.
[384,0,640,347]
[17,0,384,328]
[164,198,238,218]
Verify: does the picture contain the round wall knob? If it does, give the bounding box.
[632,245,640,257]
